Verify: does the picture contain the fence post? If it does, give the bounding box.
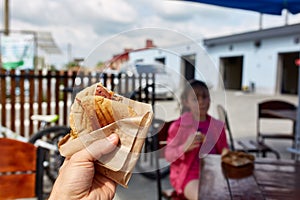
[28,70,35,135]
[10,70,16,132]
[0,69,7,128]
[62,71,69,125]
[55,71,60,124]
[19,70,25,136]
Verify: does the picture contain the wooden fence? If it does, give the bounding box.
[0,69,155,138]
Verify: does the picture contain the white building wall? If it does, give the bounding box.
[128,32,300,95]
[129,42,220,91]
[206,35,300,94]
[129,48,181,90]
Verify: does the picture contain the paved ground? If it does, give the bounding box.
[113,90,298,200]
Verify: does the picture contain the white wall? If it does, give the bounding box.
[206,35,300,94]
[129,42,220,91]
[129,48,181,90]
[128,33,300,95]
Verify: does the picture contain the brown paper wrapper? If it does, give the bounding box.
[58,83,153,187]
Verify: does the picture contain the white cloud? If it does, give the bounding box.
[1,0,300,68]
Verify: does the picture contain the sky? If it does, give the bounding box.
[1,0,300,69]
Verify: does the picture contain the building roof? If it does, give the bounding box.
[203,23,300,47]
[106,39,156,68]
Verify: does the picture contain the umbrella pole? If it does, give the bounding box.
[259,13,263,30]
[294,53,300,160]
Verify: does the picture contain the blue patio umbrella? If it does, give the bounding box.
[181,0,300,156]
[183,0,300,15]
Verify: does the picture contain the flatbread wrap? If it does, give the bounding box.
[58,82,153,187]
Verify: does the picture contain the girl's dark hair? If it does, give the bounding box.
[180,79,209,113]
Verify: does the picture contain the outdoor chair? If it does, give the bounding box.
[0,138,46,200]
[257,100,297,148]
[216,104,280,159]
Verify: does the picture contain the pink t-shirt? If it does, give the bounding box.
[165,112,229,195]
[198,119,218,154]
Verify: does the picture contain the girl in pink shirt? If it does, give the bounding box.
[165,80,228,200]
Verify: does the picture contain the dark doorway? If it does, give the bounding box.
[182,54,195,81]
[220,56,243,90]
[279,52,299,95]
[155,57,165,64]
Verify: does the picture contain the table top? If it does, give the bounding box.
[198,155,300,200]
[261,109,297,121]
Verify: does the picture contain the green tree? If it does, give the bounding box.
[96,61,106,70]
[65,61,79,69]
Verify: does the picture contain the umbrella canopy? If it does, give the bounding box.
[183,0,300,15]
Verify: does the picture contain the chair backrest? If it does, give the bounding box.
[216,105,235,151]
[149,118,174,158]
[258,100,297,119]
[257,100,296,138]
[156,119,174,150]
[0,138,44,200]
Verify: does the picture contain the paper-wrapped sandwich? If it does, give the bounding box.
[58,82,153,187]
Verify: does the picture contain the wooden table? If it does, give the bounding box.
[198,155,300,200]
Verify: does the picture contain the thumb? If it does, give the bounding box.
[72,134,119,162]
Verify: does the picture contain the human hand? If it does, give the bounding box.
[49,133,119,200]
[184,132,205,152]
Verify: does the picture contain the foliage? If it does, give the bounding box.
[65,61,79,69]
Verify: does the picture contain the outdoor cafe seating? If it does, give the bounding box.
[199,154,300,200]
[216,104,280,159]
[257,100,297,147]
[196,101,300,199]
[257,100,299,159]
[152,102,299,199]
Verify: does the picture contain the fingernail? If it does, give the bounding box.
[108,134,117,142]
